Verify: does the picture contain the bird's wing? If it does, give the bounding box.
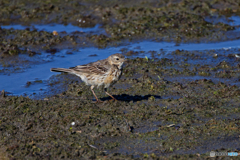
[70,63,108,75]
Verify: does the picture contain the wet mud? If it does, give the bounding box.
[1,50,240,159]
[1,0,240,159]
[1,0,240,51]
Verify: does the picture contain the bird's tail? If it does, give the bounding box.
[50,68,73,73]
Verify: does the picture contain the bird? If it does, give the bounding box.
[50,53,125,102]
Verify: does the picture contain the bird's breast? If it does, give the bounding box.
[104,68,122,87]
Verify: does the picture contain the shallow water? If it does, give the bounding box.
[1,16,240,96]
[0,23,103,34]
[1,38,240,96]
[205,15,240,26]
[127,39,240,52]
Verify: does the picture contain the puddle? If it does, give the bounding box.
[126,39,240,53]
[0,48,119,96]
[0,23,104,34]
[227,16,240,26]
[1,38,240,97]
[205,15,240,26]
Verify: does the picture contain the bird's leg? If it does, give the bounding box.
[91,86,102,103]
[104,88,117,101]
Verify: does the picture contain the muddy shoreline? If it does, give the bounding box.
[1,0,240,159]
[1,54,240,159]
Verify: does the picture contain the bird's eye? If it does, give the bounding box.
[116,58,119,60]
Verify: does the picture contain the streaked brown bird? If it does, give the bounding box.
[50,53,125,102]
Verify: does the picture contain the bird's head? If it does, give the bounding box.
[108,53,125,68]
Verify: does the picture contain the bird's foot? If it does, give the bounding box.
[109,98,118,102]
[95,99,103,103]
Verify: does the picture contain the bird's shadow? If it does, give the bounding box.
[99,94,161,102]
